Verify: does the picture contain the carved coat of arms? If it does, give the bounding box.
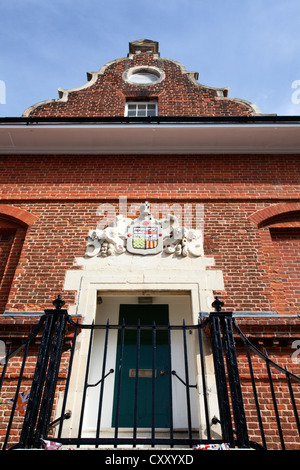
[126,202,163,255]
[85,201,203,259]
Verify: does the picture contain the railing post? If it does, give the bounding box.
[18,296,69,449]
[208,297,250,448]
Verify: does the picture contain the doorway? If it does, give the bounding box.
[112,304,170,428]
[82,293,199,434]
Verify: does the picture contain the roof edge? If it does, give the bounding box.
[5,115,300,126]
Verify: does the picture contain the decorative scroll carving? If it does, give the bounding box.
[85,202,203,258]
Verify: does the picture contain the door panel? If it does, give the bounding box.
[112,304,170,428]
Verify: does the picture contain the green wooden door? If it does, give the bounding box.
[112,304,170,428]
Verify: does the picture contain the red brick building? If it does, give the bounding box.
[0,39,299,450]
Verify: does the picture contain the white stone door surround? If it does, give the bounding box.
[61,251,224,441]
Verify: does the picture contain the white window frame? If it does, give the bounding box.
[125,101,158,117]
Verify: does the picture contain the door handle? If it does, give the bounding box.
[160,369,165,376]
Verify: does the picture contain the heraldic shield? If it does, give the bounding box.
[127,202,163,255]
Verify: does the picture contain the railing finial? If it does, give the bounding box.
[52,295,65,310]
[212,296,224,312]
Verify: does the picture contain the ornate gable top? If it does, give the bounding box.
[128,39,159,56]
[23,39,261,117]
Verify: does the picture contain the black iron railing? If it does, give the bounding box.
[233,318,300,450]
[208,309,249,447]
[60,317,210,449]
[0,296,299,450]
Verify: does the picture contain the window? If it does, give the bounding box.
[125,102,157,117]
[123,66,164,86]
[248,203,300,314]
[270,227,300,312]
[0,233,12,242]
[0,225,18,314]
[128,72,160,85]
[0,220,31,314]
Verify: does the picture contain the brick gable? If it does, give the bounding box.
[24,40,259,118]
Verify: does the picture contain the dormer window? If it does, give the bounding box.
[125,102,157,117]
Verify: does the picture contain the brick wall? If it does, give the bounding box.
[0,154,299,201]
[235,316,300,450]
[25,52,255,118]
[0,153,299,315]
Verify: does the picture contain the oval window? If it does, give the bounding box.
[124,67,164,86]
[129,72,159,84]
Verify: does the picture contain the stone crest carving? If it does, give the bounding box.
[126,202,163,255]
[85,202,203,258]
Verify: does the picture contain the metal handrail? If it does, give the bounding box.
[2,296,300,450]
[0,315,46,365]
[232,316,300,450]
[233,318,300,383]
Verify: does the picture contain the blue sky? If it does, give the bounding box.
[0,0,300,117]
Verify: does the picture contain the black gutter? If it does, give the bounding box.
[0,115,300,126]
